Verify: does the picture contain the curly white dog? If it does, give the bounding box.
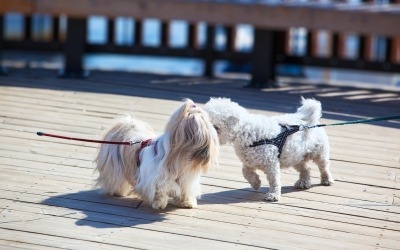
[204,97,334,202]
[95,99,219,209]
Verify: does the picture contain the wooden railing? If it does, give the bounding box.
[1,0,400,87]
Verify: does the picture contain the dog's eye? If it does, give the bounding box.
[213,126,219,132]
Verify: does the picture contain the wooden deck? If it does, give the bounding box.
[0,68,400,249]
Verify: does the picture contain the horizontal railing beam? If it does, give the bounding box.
[0,0,32,14]
[0,0,400,36]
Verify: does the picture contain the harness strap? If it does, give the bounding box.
[136,139,158,166]
[249,125,300,158]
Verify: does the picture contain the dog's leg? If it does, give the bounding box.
[242,165,261,190]
[263,162,281,202]
[171,186,198,209]
[96,171,133,197]
[170,174,200,209]
[293,163,312,189]
[112,181,133,196]
[151,188,169,209]
[314,157,334,186]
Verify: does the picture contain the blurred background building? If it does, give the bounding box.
[1,0,399,89]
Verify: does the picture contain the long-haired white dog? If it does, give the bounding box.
[204,97,334,202]
[95,99,219,209]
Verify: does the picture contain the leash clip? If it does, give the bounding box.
[128,140,140,146]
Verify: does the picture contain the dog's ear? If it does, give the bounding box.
[227,115,239,127]
[190,146,210,167]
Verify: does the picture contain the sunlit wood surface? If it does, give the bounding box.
[0,68,399,249]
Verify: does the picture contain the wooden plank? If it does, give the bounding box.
[3,125,400,219]
[2,153,399,207]
[1,211,252,250]
[1,69,400,249]
[0,228,130,250]
[3,146,399,209]
[2,86,399,131]
[0,202,322,249]
[3,176,399,235]
[5,146,400,220]
[2,191,399,249]
[1,102,399,153]
[2,138,398,194]
[3,69,399,115]
[1,130,398,175]
[0,238,57,250]
[4,178,400,248]
[1,126,398,163]
[1,125,399,188]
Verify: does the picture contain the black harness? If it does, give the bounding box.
[249,125,301,158]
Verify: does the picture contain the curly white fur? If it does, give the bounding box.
[204,97,334,202]
[95,99,219,209]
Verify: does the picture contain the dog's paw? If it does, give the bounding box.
[172,197,198,209]
[264,193,280,202]
[321,177,334,186]
[173,198,197,208]
[294,179,312,189]
[175,200,198,209]
[151,203,167,210]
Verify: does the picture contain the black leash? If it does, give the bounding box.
[300,114,400,129]
[250,114,400,158]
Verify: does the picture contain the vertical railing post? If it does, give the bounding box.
[60,18,87,78]
[389,0,400,64]
[389,36,400,64]
[331,33,339,61]
[134,19,143,47]
[305,29,319,58]
[204,24,215,77]
[187,22,198,59]
[188,23,198,49]
[161,21,170,48]
[305,30,314,58]
[52,16,60,41]
[24,15,32,41]
[358,0,374,63]
[225,26,236,52]
[0,15,7,76]
[249,28,277,88]
[108,18,115,46]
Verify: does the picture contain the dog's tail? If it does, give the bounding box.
[94,115,155,196]
[294,97,322,126]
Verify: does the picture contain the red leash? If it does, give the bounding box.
[36,132,138,145]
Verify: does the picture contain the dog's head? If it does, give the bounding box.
[204,98,247,145]
[165,99,219,174]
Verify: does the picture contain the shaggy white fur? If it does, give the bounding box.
[95,99,219,209]
[204,97,334,201]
